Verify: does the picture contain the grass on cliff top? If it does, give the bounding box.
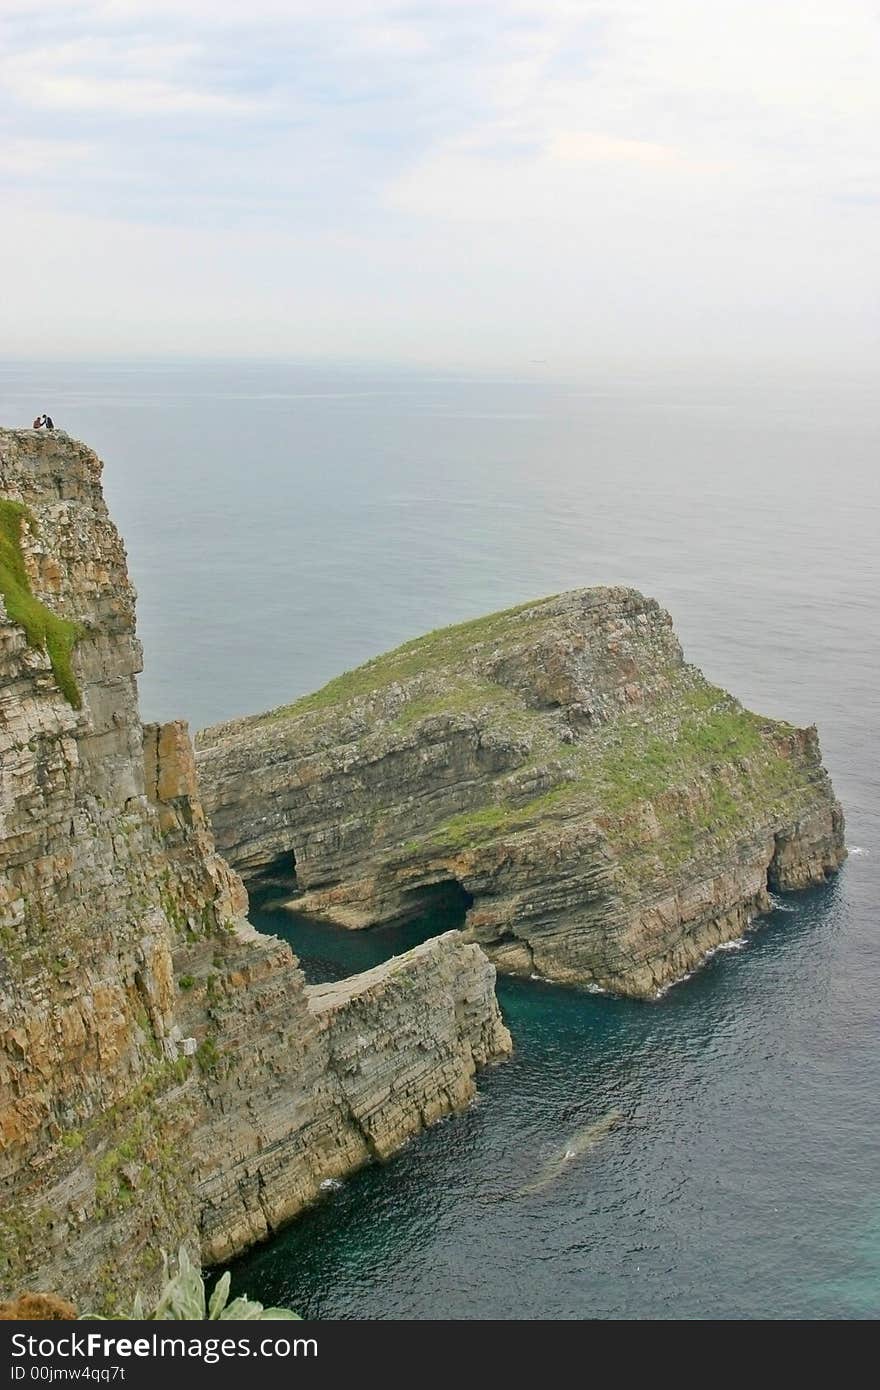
[391,678,525,731]
[261,595,556,722]
[0,498,83,708]
[418,685,805,853]
[424,782,580,850]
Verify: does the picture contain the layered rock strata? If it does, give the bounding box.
[198,589,845,998]
[0,429,510,1311]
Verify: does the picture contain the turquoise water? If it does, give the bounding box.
[238,882,878,1321]
[248,890,465,986]
[1,360,877,1318]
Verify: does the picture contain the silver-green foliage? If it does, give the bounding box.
[95,1247,301,1320]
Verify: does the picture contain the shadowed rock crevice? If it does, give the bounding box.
[246,847,299,898]
[359,875,474,928]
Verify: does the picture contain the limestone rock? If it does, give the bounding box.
[197,589,845,997]
[0,428,510,1312]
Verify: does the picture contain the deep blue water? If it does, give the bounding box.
[1,360,877,1319]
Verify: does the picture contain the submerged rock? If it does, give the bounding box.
[515,1109,623,1198]
[197,588,845,997]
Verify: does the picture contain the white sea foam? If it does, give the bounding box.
[652,934,749,999]
[652,969,695,1000]
[320,1178,344,1191]
[846,845,867,856]
[768,893,797,912]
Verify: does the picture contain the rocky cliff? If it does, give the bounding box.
[197,589,845,998]
[0,428,510,1311]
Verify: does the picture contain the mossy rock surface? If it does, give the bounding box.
[197,586,846,996]
[0,498,83,707]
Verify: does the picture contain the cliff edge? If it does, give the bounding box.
[197,588,845,997]
[0,429,510,1310]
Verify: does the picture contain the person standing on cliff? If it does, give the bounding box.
[44,414,54,429]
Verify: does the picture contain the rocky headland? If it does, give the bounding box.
[197,588,845,998]
[0,428,510,1311]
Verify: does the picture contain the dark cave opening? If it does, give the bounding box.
[246,847,298,900]
[246,875,474,986]
[391,877,474,926]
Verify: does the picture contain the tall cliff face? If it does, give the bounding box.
[0,429,510,1310]
[197,588,845,998]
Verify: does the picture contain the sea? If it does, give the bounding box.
[1,358,877,1320]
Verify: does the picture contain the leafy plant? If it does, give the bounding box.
[91,1247,300,1320]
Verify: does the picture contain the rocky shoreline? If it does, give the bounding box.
[197,588,845,998]
[0,429,510,1311]
[0,426,845,1311]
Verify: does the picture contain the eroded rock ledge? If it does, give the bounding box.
[0,429,510,1311]
[197,588,845,998]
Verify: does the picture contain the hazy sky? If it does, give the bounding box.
[1,1,878,368]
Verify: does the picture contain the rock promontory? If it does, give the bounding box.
[0,429,510,1311]
[197,589,845,997]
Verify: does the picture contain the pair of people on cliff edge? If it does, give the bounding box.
[32,413,55,430]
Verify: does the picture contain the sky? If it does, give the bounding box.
[1,0,878,369]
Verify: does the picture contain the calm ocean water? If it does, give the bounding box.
[1,360,877,1319]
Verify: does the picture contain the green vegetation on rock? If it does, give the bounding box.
[197,582,843,997]
[415,684,806,865]
[88,1246,301,1321]
[196,1037,220,1073]
[263,596,552,721]
[0,498,83,708]
[391,678,514,730]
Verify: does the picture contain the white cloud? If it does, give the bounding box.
[0,1,877,367]
[0,31,265,117]
[546,133,700,167]
[10,73,261,116]
[0,137,94,174]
